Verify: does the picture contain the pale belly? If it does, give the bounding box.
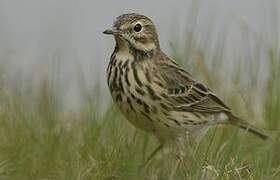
[111,90,189,142]
[112,91,158,133]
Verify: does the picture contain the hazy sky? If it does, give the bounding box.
[0,0,279,110]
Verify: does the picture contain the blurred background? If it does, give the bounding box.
[0,0,278,111]
[0,0,279,179]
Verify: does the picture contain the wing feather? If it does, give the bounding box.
[155,56,231,114]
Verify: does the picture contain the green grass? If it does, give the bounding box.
[0,46,279,180]
[0,69,279,180]
[0,4,280,180]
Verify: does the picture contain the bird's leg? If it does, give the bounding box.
[145,144,163,165]
[141,144,163,171]
[146,144,163,163]
[169,154,184,180]
[169,137,187,179]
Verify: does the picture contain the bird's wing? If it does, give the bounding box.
[156,57,231,114]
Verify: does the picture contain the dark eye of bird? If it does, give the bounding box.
[134,23,142,32]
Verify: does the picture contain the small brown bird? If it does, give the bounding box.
[103,13,268,163]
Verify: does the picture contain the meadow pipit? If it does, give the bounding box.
[103,13,268,164]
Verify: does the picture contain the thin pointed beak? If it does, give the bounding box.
[103,28,120,35]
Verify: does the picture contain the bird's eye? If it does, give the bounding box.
[134,23,142,32]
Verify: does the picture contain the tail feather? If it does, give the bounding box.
[228,115,269,140]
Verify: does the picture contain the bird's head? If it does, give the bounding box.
[103,13,160,52]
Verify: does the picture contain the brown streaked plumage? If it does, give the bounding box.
[103,13,268,164]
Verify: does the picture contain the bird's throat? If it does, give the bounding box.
[114,36,157,62]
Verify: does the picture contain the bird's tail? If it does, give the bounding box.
[227,115,269,140]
